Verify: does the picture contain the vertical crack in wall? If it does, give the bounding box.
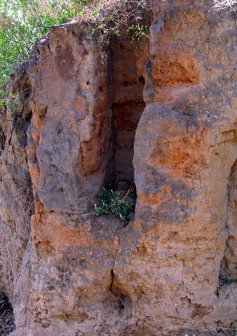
[104,36,149,318]
[221,159,237,281]
[0,72,34,335]
[109,247,133,315]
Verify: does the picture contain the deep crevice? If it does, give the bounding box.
[109,269,132,314]
[109,243,132,314]
[220,159,237,284]
[0,127,6,152]
[104,37,146,198]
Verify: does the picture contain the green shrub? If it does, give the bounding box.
[0,88,26,115]
[219,274,237,285]
[80,0,151,44]
[95,187,136,222]
[127,23,149,42]
[0,0,85,87]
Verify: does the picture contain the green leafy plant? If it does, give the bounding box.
[95,188,111,216]
[0,89,15,114]
[84,0,151,44]
[0,0,86,87]
[0,89,5,114]
[6,93,20,115]
[0,88,24,115]
[95,187,136,222]
[219,274,236,285]
[127,23,149,42]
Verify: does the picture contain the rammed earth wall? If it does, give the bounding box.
[0,1,237,335]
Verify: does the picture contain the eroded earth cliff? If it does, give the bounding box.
[1,0,237,335]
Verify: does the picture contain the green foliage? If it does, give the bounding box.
[0,89,15,115]
[0,89,5,114]
[230,317,237,330]
[0,0,151,88]
[0,87,26,115]
[95,189,111,216]
[0,0,85,86]
[219,274,231,284]
[95,188,136,222]
[127,23,149,42]
[5,92,20,115]
[219,274,236,285]
[83,0,151,44]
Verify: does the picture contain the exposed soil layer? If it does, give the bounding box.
[1,2,237,336]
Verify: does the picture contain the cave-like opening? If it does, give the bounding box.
[104,37,146,198]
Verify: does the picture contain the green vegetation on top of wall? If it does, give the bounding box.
[0,0,151,89]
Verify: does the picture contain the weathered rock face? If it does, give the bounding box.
[0,1,237,335]
[0,68,33,333]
